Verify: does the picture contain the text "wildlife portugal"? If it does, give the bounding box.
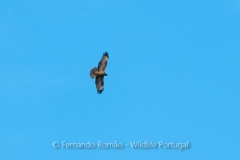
[130,141,189,150]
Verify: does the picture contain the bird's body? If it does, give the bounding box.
[91,69,105,76]
[90,52,109,94]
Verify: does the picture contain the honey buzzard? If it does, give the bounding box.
[90,52,109,94]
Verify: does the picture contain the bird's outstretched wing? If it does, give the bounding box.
[95,75,104,94]
[98,52,109,72]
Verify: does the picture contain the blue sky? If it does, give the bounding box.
[0,0,239,159]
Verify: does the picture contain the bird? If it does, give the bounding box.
[90,52,109,94]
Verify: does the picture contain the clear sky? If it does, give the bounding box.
[0,0,239,159]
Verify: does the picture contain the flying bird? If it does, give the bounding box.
[90,52,109,94]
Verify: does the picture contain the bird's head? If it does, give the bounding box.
[104,73,108,76]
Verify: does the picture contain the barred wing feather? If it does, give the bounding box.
[95,76,104,94]
[98,52,109,72]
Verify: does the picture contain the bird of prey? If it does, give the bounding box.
[90,52,109,94]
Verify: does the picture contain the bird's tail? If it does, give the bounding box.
[90,67,98,79]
